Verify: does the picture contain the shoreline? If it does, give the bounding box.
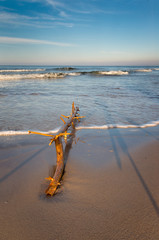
[0,127,159,239]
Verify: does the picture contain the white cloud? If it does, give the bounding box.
[46,0,91,14]
[59,11,68,18]
[46,0,64,8]
[0,36,76,47]
[0,11,74,28]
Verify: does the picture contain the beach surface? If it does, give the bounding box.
[0,127,159,240]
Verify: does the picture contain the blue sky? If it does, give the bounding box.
[0,0,159,65]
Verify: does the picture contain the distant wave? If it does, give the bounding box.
[1,120,159,136]
[135,69,152,72]
[92,70,129,75]
[68,70,129,76]
[68,72,81,76]
[154,68,159,71]
[0,68,45,73]
[54,67,77,71]
[0,72,67,80]
[0,67,158,81]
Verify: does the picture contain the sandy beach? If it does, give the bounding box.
[0,126,159,240]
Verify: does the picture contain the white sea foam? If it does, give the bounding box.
[1,121,159,136]
[76,120,159,130]
[0,72,67,80]
[68,72,81,76]
[98,70,129,75]
[0,69,45,73]
[0,131,29,136]
[154,68,159,71]
[0,129,59,136]
[135,69,152,72]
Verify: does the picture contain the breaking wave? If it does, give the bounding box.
[54,67,77,71]
[68,72,81,76]
[0,72,67,80]
[0,71,128,80]
[135,69,152,72]
[0,68,45,73]
[0,67,158,81]
[91,70,129,75]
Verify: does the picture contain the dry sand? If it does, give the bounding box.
[0,127,159,240]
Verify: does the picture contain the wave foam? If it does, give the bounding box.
[0,129,59,136]
[135,69,152,72]
[68,72,81,76]
[92,70,129,76]
[0,68,45,73]
[76,120,159,130]
[1,67,158,80]
[0,131,29,136]
[1,121,159,136]
[0,72,67,80]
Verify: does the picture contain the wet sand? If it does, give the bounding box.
[0,127,159,240]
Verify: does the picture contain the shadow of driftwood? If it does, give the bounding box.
[0,145,48,183]
[108,129,122,169]
[115,130,159,216]
[105,113,122,169]
[63,127,76,171]
[105,113,159,216]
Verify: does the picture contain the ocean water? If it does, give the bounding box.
[0,65,159,136]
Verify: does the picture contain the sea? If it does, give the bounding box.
[0,65,159,137]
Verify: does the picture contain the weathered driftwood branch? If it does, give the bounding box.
[29,102,84,196]
[45,104,79,196]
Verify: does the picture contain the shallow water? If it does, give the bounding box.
[0,65,159,135]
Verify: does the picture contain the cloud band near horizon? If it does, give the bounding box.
[0,36,75,47]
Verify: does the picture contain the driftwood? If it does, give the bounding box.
[45,104,79,196]
[45,137,64,195]
[29,102,84,196]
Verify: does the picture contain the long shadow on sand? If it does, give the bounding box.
[107,118,159,216]
[116,130,159,216]
[0,145,48,184]
[102,106,159,216]
[108,129,122,169]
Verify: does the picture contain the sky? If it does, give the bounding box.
[0,0,159,65]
